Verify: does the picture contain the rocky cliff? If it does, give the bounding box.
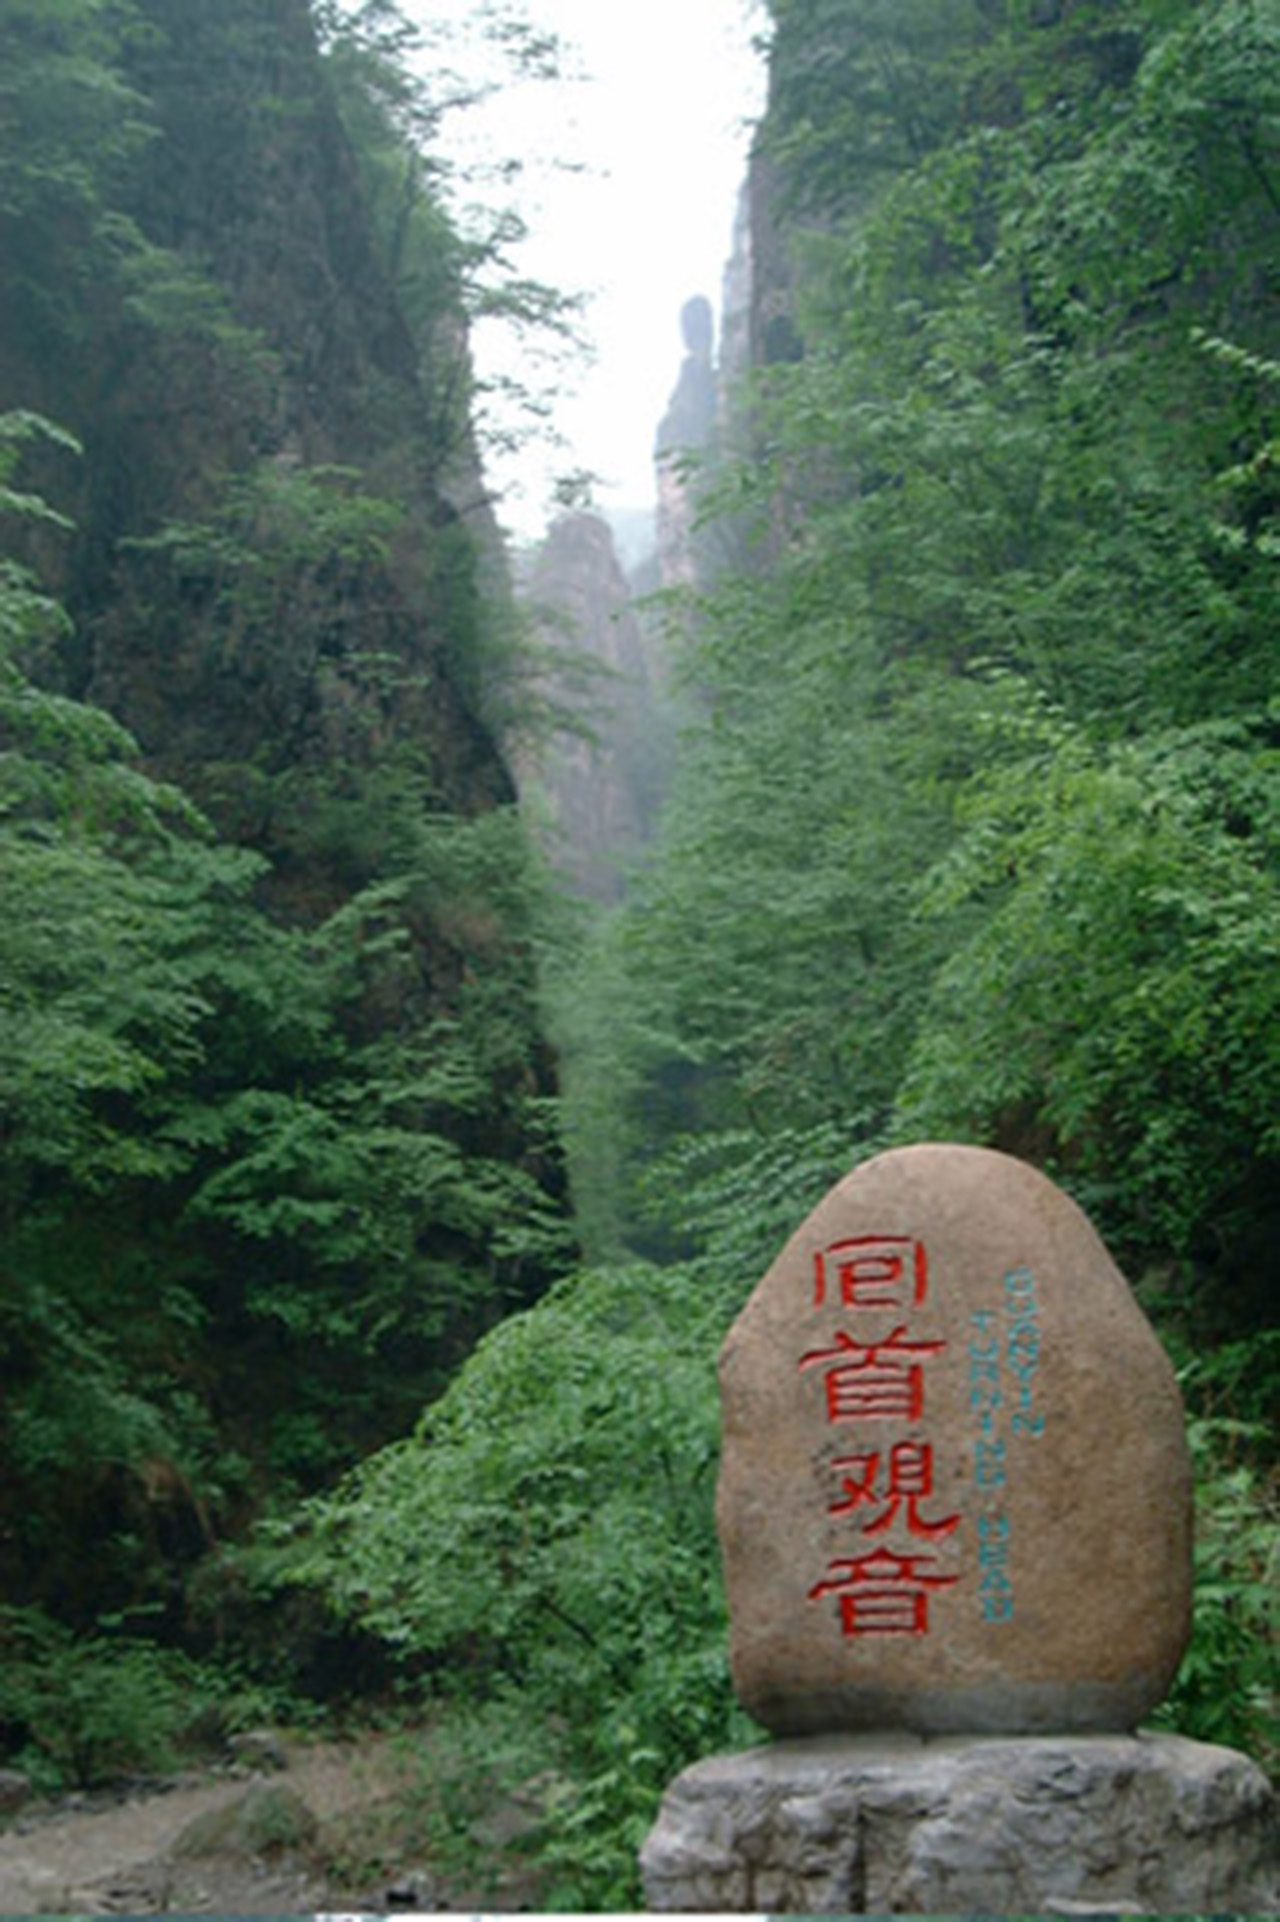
[2,0,509,867]
[518,512,673,901]
[653,294,719,589]
[0,0,572,1618]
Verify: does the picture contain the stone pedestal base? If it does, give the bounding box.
[639,1731,1277,1914]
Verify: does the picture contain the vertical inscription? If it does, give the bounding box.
[969,1265,1044,1623]
[801,1236,959,1638]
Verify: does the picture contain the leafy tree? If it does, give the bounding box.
[0,0,588,1788]
[760,0,1003,215]
[317,0,584,505]
[0,402,570,1633]
[0,414,261,1603]
[571,0,1279,1284]
[256,9,1279,1900]
[281,1259,755,1906]
[898,690,1280,1295]
[0,0,153,343]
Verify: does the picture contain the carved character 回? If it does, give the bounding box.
[813,1236,929,1311]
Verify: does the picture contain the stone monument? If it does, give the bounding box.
[640,1144,1277,1913]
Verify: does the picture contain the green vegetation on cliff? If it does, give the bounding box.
[0,0,572,1687]
[0,0,1274,1908]
[583,0,1280,1296]
[289,0,1277,1903]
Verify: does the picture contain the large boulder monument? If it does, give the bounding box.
[640,1144,1277,1913]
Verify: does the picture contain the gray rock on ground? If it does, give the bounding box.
[639,1732,1277,1914]
[171,1782,318,1860]
[227,1727,289,1773]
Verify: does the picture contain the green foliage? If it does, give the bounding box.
[0,0,153,232]
[318,0,582,490]
[279,1261,757,1904]
[2,0,1276,1877]
[0,405,570,1642]
[563,0,1279,1289]
[1149,1337,1279,1763]
[0,0,270,387]
[520,4,1279,1860]
[287,1264,723,1653]
[898,695,1280,1270]
[0,1605,234,1789]
[0,0,581,1813]
[1161,1419,1278,1762]
[0,785,569,1533]
[128,461,402,581]
[0,410,81,525]
[760,0,1002,214]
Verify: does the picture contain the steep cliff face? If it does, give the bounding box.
[745,151,805,369]
[0,0,572,1620]
[518,280,754,899]
[518,512,673,901]
[2,0,510,862]
[718,184,754,402]
[653,295,719,589]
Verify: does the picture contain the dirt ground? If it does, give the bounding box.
[0,1733,545,1915]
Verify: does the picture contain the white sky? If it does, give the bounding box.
[406,0,767,542]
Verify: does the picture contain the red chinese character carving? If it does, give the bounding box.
[829,1441,959,1539]
[828,1450,880,1515]
[813,1236,929,1311]
[809,1547,959,1636]
[799,1326,946,1422]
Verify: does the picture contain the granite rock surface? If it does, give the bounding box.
[639,1733,1278,1913]
[717,1144,1193,1735]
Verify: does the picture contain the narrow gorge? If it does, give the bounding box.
[0,0,1275,1909]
